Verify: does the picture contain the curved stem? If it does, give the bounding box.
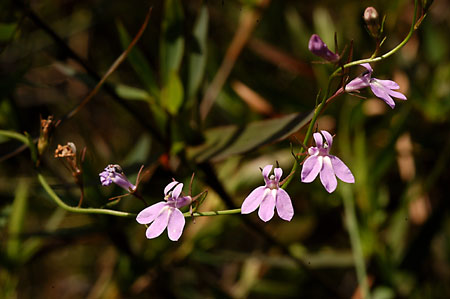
[38,173,137,218]
[39,171,242,218]
[0,130,32,148]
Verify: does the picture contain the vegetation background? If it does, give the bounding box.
[1,0,449,298]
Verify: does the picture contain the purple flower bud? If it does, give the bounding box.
[308,34,339,62]
[364,7,381,39]
[99,164,136,192]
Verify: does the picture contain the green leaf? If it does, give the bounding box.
[116,21,160,97]
[187,6,208,100]
[187,111,313,162]
[7,180,29,263]
[115,84,155,103]
[160,0,185,85]
[161,72,184,115]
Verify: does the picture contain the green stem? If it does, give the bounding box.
[184,208,241,218]
[342,185,370,299]
[39,172,242,218]
[37,173,136,218]
[0,130,32,147]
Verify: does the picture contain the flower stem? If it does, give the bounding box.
[183,208,242,218]
[37,172,136,218]
[342,185,370,299]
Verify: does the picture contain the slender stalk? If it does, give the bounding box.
[0,130,32,147]
[342,185,370,299]
[39,171,243,218]
[37,173,136,218]
[183,208,241,218]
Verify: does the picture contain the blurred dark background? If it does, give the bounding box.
[1,0,449,298]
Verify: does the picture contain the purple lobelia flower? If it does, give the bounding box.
[308,34,339,62]
[136,181,192,241]
[241,165,294,222]
[99,164,136,192]
[301,131,355,193]
[345,63,407,109]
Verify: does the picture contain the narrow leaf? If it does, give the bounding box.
[160,0,185,85]
[187,6,208,100]
[161,72,184,115]
[116,21,160,98]
[188,111,314,162]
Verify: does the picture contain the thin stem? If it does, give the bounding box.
[39,171,242,218]
[183,208,241,218]
[38,173,136,218]
[342,185,370,299]
[0,130,32,147]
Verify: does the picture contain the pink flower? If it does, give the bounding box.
[345,63,407,109]
[301,131,355,193]
[241,165,294,222]
[136,181,191,241]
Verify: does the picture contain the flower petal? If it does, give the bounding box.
[301,155,322,183]
[167,208,185,241]
[320,156,337,193]
[370,83,395,108]
[262,165,273,183]
[174,196,192,209]
[313,132,323,148]
[145,207,170,239]
[164,181,179,195]
[360,63,373,73]
[320,130,333,148]
[388,89,407,100]
[330,155,355,183]
[136,202,167,224]
[172,183,183,199]
[345,76,370,92]
[258,190,276,222]
[374,79,399,89]
[274,167,283,183]
[241,186,266,214]
[275,189,294,221]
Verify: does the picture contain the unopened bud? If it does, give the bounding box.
[37,115,54,156]
[364,7,381,39]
